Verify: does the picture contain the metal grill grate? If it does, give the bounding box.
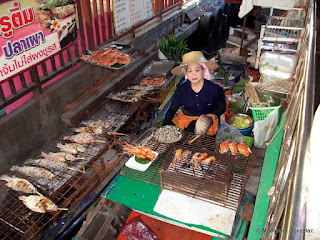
[0,101,132,239]
[120,128,174,186]
[121,131,256,211]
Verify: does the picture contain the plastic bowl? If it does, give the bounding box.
[228,114,254,136]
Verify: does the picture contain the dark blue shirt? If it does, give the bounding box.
[171,79,225,116]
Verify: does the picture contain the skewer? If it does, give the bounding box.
[103,131,128,136]
[95,140,105,143]
[0,217,25,233]
[57,208,68,211]
[188,130,206,144]
[35,191,44,197]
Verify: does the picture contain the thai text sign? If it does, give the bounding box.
[113,0,153,35]
[0,0,78,82]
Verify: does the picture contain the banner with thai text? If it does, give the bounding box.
[0,0,78,82]
[113,0,154,35]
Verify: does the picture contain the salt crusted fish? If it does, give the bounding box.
[11,166,56,181]
[194,114,213,135]
[56,142,87,154]
[0,175,38,194]
[25,158,67,170]
[18,195,58,213]
[63,132,95,144]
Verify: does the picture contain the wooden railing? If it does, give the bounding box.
[0,0,182,114]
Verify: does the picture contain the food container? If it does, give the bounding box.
[142,60,176,76]
[228,114,254,136]
[100,41,134,53]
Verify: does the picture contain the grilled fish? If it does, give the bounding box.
[194,115,213,135]
[41,152,65,162]
[19,195,58,213]
[82,120,109,129]
[41,152,79,162]
[0,175,38,194]
[56,142,87,154]
[25,158,67,170]
[63,133,95,144]
[11,166,56,181]
[74,127,102,135]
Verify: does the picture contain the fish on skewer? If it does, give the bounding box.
[73,126,103,135]
[25,158,67,170]
[82,120,109,129]
[41,152,65,162]
[63,133,96,144]
[42,152,83,162]
[18,195,67,213]
[11,166,56,181]
[0,175,38,194]
[56,142,87,154]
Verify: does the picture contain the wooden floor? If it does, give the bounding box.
[117,211,212,240]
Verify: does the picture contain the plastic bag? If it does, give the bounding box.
[216,123,246,144]
[121,216,159,240]
[253,108,279,148]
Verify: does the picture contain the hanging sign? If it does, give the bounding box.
[0,0,78,82]
[113,0,154,35]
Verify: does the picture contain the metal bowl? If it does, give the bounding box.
[228,114,253,129]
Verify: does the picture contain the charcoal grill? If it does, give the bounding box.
[121,131,256,211]
[0,101,132,240]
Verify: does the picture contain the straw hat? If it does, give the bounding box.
[171,51,218,76]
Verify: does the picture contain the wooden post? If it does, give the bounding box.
[99,0,107,42]
[106,0,114,38]
[81,0,95,50]
[76,0,87,53]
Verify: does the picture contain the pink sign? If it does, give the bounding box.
[0,0,78,82]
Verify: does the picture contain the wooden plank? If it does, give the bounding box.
[92,0,101,45]
[0,85,5,102]
[59,51,65,67]
[0,83,36,109]
[81,0,95,50]
[76,0,87,53]
[29,66,42,94]
[99,0,107,42]
[8,78,17,95]
[74,41,80,58]
[19,73,27,88]
[50,56,57,71]
[67,47,72,62]
[41,61,48,77]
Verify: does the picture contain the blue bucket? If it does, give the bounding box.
[228,114,254,136]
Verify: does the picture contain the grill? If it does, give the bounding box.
[121,131,256,211]
[0,101,132,240]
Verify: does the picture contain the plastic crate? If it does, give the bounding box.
[250,105,281,121]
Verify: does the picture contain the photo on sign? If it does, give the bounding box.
[0,0,78,81]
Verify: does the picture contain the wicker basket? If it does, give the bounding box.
[250,105,281,121]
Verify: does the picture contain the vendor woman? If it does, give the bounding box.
[163,51,226,135]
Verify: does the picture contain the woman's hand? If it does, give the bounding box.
[207,113,218,122]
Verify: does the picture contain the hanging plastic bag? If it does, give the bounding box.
[121,216,159,240]
[253,108,279,148]
[216,122,246,144]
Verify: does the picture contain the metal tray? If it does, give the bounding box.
[142,60,176,76]
[80,51,137,70]
[100,41,134,53]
